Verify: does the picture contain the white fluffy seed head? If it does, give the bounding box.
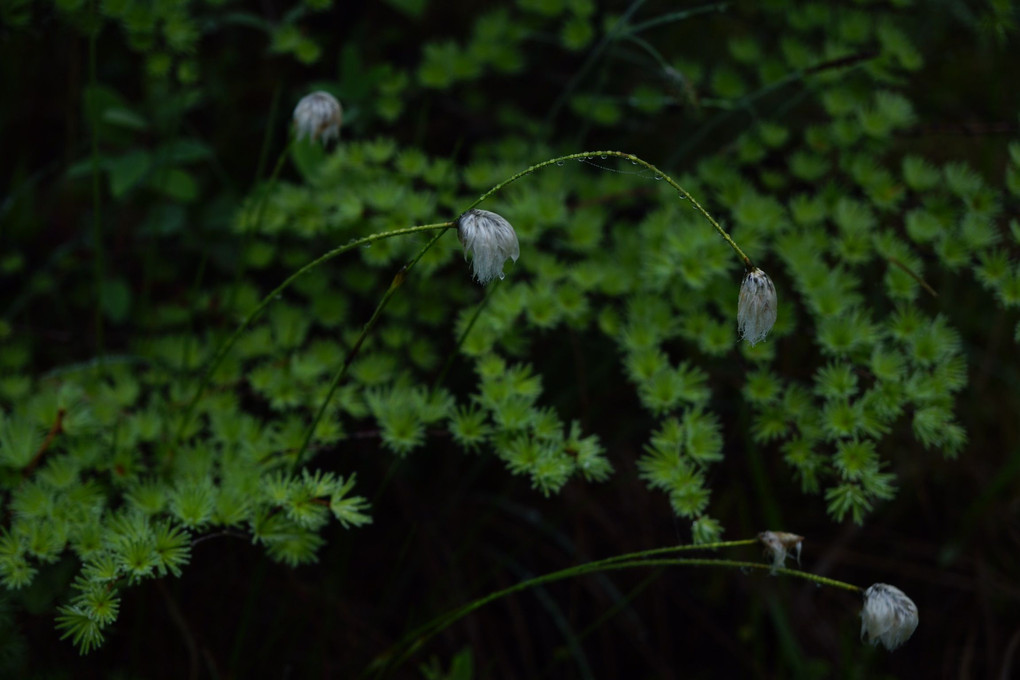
[738,267,777,346]
[293,91,343,144]
[860,583,919,651]
[457,209,520,285]
[758,530,804,573]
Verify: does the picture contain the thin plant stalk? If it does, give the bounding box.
[372,546,861,674]
[666,50,876,166]
[291,229,447,469]
[398,541,758,657]
[624,2,731,35]
[623,33,674,73]
[546,0,650,125]
[173,222,451,446]
[294,150,751,465]
[887,256,938,297]
[291,150,750,464]
[186,150,750,458]
[468,150,753,267]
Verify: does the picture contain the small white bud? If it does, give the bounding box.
[457,209,520,285]
[860,583,919,651]
[758,530,804,573]
[737,267,777,346]
[293,91,343,144]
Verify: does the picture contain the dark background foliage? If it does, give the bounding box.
[2,0,1019,678]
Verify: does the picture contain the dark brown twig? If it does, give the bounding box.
[886,257,939,298]
[23,408,65,476]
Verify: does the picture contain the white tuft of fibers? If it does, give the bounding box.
[456,209,520,285]
[738,267,777,346]
[860,583,919,651]
[293,91,343,144]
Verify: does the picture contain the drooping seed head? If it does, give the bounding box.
[758,530,804,573]
[860,583,919,651]
[457,209,520,285]
[293,91,343,144]
[738,267,777,346]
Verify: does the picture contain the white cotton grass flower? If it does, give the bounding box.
[758,530,804,573]
[293,91,343,144]
[457,209,520,284]
[737,267,777,346]
[860,583,919,651]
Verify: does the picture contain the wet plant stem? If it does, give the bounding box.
[187,150,752,462]
[173,222,451,448]
[372,542,861,675]
[291,229,447,470]
[470,151,753,268]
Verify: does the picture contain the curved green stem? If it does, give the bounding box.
[186,149,751,460]
[624,2,731,35]
[546,0,650,126]
[432,557,859,633]
[665,50,876,167]
[622,34,674,73]
[173,222,451,446]
[467,150,752,267]
[589,538,758,564]
[372,545,860,675]
[290,150,751,467]
[291,229,448,469]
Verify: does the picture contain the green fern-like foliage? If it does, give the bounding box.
[0,363,373,651]
[1,0,1018,666]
